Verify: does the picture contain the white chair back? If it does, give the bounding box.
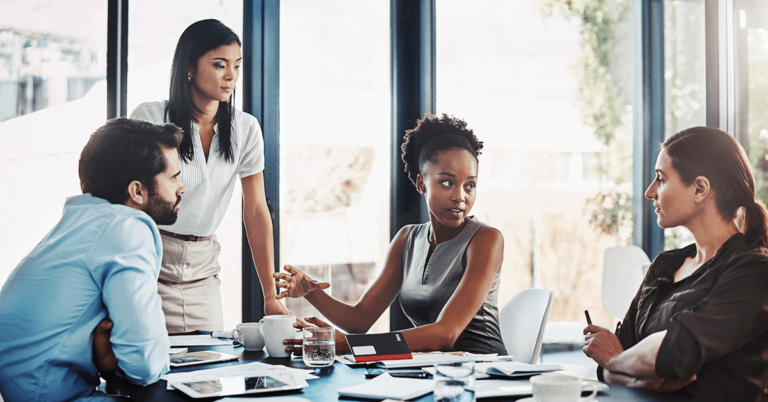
[499,288,554,364]
[601,245,650,318]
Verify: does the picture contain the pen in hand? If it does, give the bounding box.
[585,310,592,325]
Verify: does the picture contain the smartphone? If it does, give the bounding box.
[389,369,431,379]
[365,368,431,379]
[365,368,386,378]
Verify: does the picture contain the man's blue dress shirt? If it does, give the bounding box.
[0,194,170,401]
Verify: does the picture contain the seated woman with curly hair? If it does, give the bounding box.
[583,126,768,402]
[274,113,507,355]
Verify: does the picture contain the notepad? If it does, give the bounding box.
[346,332,412,362]
[337,373,433,400]
[169,335,233,347]
[376,353,513,369]
[475,378,609,398]
[475,362,562,378]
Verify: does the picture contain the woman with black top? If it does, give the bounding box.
[583,126,768,401]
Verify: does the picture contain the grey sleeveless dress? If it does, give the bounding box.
[399,216,507,355]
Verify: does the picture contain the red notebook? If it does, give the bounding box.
[345,332,413,363]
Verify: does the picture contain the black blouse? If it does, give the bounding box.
[615,234,768,402]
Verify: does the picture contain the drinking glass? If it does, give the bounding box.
[302,327,335,367]
[433,362,475,402]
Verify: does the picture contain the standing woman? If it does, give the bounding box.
[274,114,507,355]
[131,19,289,332]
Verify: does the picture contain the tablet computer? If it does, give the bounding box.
[170,375,305,399]
[169,351,240,368]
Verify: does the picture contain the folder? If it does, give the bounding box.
[345,332,413,363]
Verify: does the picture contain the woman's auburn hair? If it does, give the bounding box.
[663,126,768,247]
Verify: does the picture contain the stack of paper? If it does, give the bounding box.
[476,378,609,399]
[169,335,234,347]
[475,362,562,378]
[337,352,513,368]
[338,373,433,400]
[375,352,514,369]
[161,361,315,391]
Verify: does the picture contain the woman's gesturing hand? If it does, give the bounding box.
[583,324,625,368]
[273,265,331,299]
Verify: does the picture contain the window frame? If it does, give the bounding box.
[103,0,723,326]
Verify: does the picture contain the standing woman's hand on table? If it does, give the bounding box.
[273,265,331,299]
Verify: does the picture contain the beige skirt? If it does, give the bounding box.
[157,232,224,333]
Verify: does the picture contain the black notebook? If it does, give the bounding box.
[345,332,413,362]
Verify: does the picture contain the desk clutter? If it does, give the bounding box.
[157,347,607,400]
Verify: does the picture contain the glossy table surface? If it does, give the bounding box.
[108,345,694,401]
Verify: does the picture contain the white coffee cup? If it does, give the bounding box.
[231,322,265,351]
[261,315,297,358]
[530,373,597,402]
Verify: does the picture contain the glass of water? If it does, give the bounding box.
[302,327,335,367]
[433,362,475,402]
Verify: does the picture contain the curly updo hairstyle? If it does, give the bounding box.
[401,113,484,188]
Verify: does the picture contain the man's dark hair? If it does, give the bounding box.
[79,117,183,204]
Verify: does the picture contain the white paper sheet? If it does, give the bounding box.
[161,361,315,391]
[218,398,311,402]
[338,373,434,400]
[476,378,609,399]
[475,362,562,377]
[374,353,514,368]
[169,335,234,347]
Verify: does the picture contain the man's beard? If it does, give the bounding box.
[144,192,180,226]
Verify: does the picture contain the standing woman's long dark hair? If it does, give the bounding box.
[663,126,768,247]
[167,19,240,163]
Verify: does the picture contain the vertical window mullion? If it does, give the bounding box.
[242,0,280,323]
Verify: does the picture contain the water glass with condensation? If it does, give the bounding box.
[302,327,335,367]
[433,362,475,402]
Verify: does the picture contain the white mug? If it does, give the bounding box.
[530,373,597,402]
[261,315,297,358]
[231,322,264,351]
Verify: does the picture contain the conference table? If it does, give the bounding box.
[107,344,694,401]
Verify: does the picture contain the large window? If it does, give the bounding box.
[437,0,636,327]
[279,0,390,332]
[128,1,243,330]
[733,1,768,207]
[663,0,706,249]
[0,1,107,285]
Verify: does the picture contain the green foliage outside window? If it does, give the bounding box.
[540,0,634,244]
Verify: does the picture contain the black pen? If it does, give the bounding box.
[585,310,593,325]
